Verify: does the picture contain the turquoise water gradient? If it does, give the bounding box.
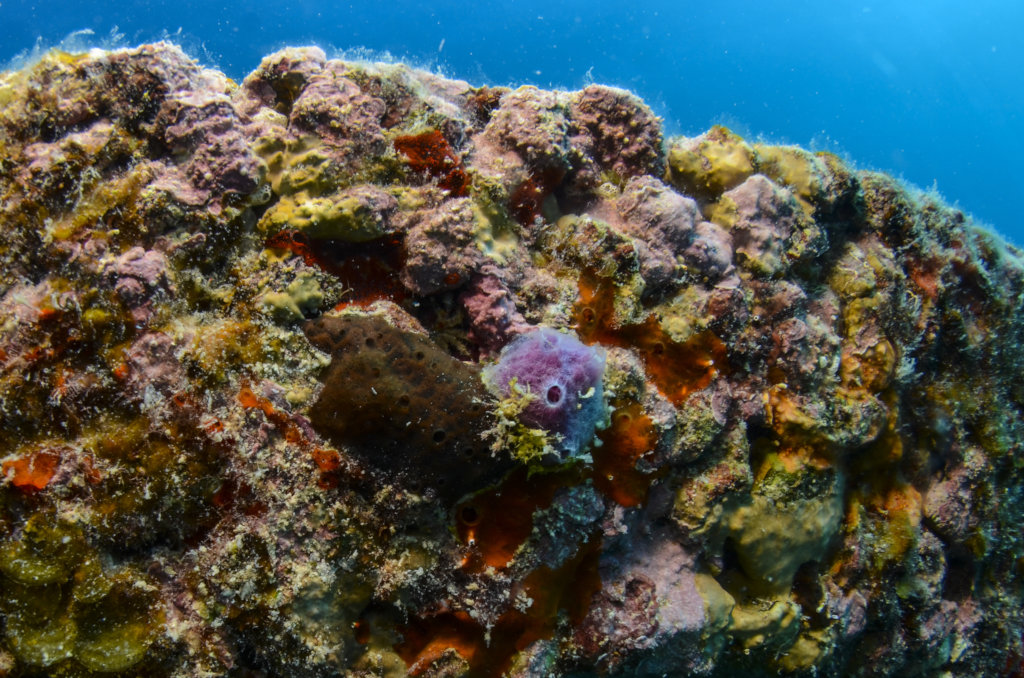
[2,0,1021,243]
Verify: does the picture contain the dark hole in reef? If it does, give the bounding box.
[721,537,742,574]
[415,351,425,361]
[433,429,447,443]
[546,385,563,405]
[365,337,376,348]
[791,560,828,629]
[943,549,977,601]
[38,120,59,143]
[460,505,481,526]
[398,395,411,407]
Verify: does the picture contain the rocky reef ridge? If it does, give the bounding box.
[0,42,1023,677]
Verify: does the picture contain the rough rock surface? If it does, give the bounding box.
[0,43,1023,678]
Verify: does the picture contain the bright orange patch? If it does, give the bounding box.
[203,418,225,435]
[311,448,341,473]
[593,403,660,507]
[455,467,580,571]
[36,307,63,323]
[111,361,130,381]
[237,384,267,412]
[3,449,61,491]
[576,273,727,406]
[397,539,602,678]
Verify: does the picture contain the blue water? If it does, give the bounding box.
[2,0,1022,244]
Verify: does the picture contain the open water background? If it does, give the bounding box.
[1,0,1021,244]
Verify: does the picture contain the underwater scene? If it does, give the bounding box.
[0,2,1022,677]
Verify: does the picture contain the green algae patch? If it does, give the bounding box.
[259,187,397,242]
[777,628,832,672]
[0,522,162,673]
[3,595,77,668]
[666,125,757,201]
[0,517,86,585]
[257,131,340,196]
[470,188,521,265]
[71,553,113,605]
[694,572,736,645]
[73,579,162,673]
[728,597,801,653]
[754,143,826,215]
[722,486,843,595]
[259,271,325,322]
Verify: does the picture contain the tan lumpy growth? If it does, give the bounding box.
[303,314,512,503]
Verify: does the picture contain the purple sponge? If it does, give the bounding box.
[484,327,607,458]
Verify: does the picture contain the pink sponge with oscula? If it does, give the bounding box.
[483,327,607,459]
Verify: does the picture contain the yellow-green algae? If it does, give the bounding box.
[0,517,162,671]
[666,125,756,201]
[722,480,843,596]
[258,270,325,322]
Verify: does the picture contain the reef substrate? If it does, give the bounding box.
[1,43,1023,677]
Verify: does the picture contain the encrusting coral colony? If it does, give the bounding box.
[0,42,1022,677]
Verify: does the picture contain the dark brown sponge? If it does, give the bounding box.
[304,314,512,503]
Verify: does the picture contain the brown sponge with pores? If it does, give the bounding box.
[303,314,512,503]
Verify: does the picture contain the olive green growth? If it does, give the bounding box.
[0,514,163,672]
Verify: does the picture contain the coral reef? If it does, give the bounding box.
[0,42,1022,678]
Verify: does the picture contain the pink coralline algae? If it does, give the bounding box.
[722,173,820,276]
[400,197,485,295]
[612,176,702,290]
[459,272,530,357]
[481,86,572,174]
[570,85,665,180]
[289,61,388,156]
[154,91,263,209]
[0,42,1022,678]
